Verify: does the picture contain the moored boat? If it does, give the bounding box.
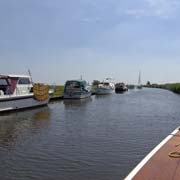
[94,78,115,95]
[0,74,50,112]
[124,126,180,180]
[136,85,143,89]
[127,84,135,90]
[115,83,128,93]
[63,80,91,99]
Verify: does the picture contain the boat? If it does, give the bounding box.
[0,74,50,112]
[124,126,180,180]
[63,80,91,99]
[115,83,128,93]
[94,78,115,95]
[136,71,142,89]
[127,84,135,90]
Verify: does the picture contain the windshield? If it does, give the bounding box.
[0,79,8,85]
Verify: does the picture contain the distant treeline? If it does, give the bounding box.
[144,83,180,94]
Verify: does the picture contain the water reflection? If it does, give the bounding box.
[0,107,50,147]
[32,109,50,121]
[94,94,114,100]
[115,91,126,94]
[63,98,92,107]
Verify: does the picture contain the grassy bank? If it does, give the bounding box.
[49,85,64,98]
[145,83,180,94]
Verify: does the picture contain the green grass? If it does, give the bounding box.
[49,85,64,98]
[145,83,180,94]
[166,83,180,93]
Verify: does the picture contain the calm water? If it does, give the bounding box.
[1,88,180,180]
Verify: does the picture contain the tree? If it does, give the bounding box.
[92,80,100,85]
[146,81,151,86]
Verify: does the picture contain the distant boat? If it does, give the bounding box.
[136,71,142,89]
[115,83,128,93]
[0,74,50,112]
[127,84,135,89]
[63,80,91,99]
[94,78,115,95]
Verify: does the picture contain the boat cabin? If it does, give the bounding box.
[64,80,89,93]
[99,82,110,86]
[0,75,33,96]
[98,79,115,89]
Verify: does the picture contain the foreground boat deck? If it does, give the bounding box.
[125,127,180,180]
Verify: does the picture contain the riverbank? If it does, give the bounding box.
[49,83,180,97]
[49,85,64,99]
[144,83,180,94]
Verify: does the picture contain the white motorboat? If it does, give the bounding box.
[64,80,91,99]
[94,78,115,95]
[0,74,50,112]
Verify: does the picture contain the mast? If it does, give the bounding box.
[28,69,33,84]
[138,71,141,86]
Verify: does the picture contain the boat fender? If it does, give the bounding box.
[33,83,49,101]
[0,90,4,96]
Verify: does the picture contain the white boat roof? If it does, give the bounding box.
[102,78,114,82]
[0,74,30,78]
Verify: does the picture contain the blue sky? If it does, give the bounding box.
[1,0,180,84]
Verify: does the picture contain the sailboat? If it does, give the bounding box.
[137,71,142,89]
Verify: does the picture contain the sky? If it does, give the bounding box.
[0,0,180,85]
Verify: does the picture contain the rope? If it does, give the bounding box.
[168,152,180,158]
[168,129,180,158]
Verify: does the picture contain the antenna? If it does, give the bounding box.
[28,69,33,84]
[138,71,141,85]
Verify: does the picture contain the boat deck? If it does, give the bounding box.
[125,127,180,180]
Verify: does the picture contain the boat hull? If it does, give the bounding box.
[115,87,128,93]
[0,94,49,112]
[136,85,143,89]
[95,88,114,95]
[63,92,91,99]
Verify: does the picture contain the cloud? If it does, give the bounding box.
[123,0,180,19]
[125,9,146,18]
[146,0,180,18]
[80,17,101,23]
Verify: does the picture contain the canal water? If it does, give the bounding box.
[1,88,180,180]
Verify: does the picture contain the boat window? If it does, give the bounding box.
[66,81,80,88]
[66,81,71,86]
[0,79,10,95]
[74,83,80,88]
[18,78,31,85]
[104,83,109,86]
[0,79,8,85]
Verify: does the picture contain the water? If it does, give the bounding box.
[0,88,180,180]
